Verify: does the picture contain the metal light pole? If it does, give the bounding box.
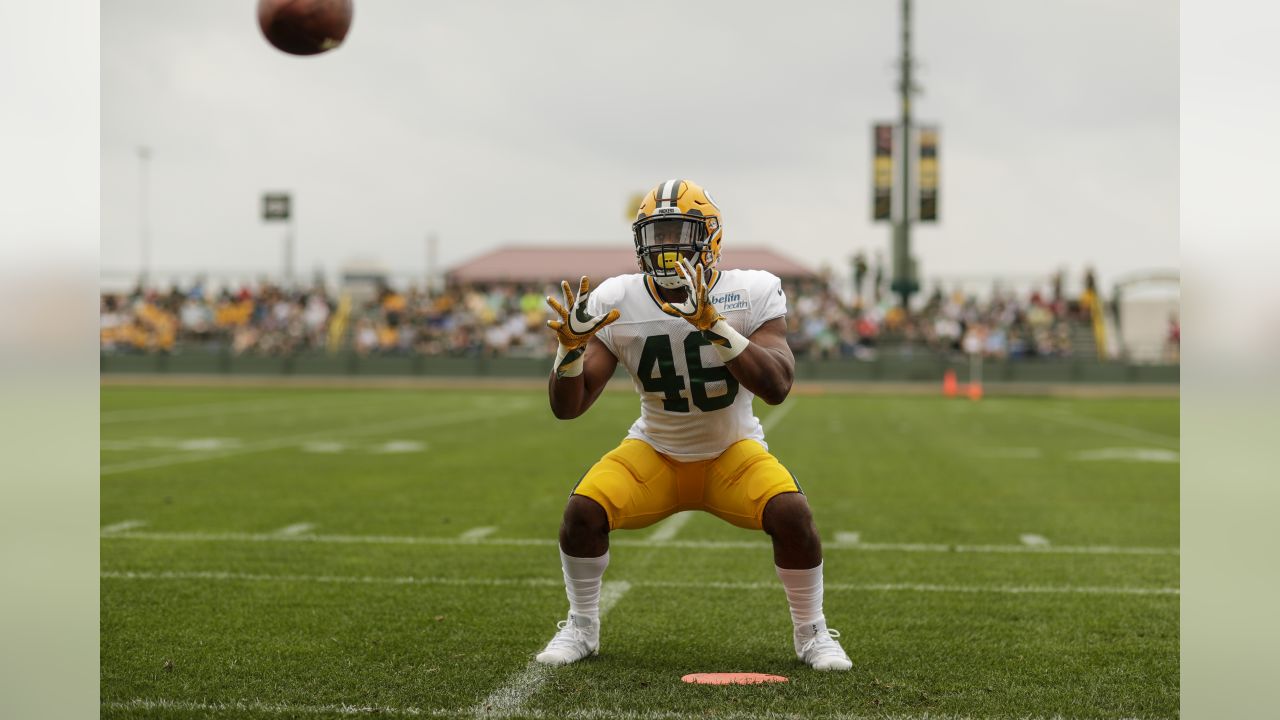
[425,232,438,294]
[284,214,295,287]
[137,145,151,286]
[892,0,917,309]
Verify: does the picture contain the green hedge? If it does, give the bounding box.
[101,351,1178,384]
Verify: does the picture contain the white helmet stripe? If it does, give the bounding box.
[659,178,680,207]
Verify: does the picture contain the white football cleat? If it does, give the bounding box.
[794,622,853,671]
[535,613,599,666]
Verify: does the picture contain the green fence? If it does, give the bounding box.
[101,351,1179,384]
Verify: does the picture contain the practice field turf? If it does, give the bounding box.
[100,385,1179,719]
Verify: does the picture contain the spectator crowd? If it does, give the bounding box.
[781,279,1091,361]
[101,274,1097,362]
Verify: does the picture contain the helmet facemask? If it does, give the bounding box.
[633,215,718,289]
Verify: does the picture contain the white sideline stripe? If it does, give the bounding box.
[104,698,1157,720]
[835,531,861,544]
[475,581,632,718]
[100,570,1179,596]
[100,402,532,476]
[275,523,315,536]
[101,520,146,534]
[645,512,693,543]
[761,401,794,432]
[1020,534,1050,547]
[103,529,1180,556]
[459,526,497,540]
[1031,410,1179,449]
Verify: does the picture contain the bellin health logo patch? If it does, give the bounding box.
[709,289,749,313]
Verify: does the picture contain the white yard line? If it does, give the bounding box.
[1020,534,1050,547]
[102,529,1179,556]
[100,402,532,476]
[103,698,1160,720]
[101,520,147,534]
[100,570,1178,597]
[760,401,794,432]
[474,581,632,718]
[664,579,1179,596]
[834,531,861,544]
[645,512,693,543]
[101,698,454,718]
[274,523,315,536]
[1030,409,1179,449]
[459,526,498,541]
[101,569,564,588]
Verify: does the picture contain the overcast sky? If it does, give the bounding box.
[100,0,1177,294]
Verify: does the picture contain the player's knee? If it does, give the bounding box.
[762,492,816,542]
[562,494,609,540]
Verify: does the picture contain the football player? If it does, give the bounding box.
[536,179,852,671]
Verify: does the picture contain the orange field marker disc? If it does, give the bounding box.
[681,673,789,685]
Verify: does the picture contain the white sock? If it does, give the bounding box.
[560,549,609,620]
[776,562,826,630]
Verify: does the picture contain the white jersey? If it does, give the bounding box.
[587,269,788,461]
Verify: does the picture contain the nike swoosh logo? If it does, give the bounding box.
[702,329,729,347]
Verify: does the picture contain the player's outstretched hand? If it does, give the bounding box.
[546,276,620,351]
[660,259,723,331]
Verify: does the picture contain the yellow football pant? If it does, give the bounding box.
[572,439,803,531]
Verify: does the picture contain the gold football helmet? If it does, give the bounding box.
[632,179,723,289]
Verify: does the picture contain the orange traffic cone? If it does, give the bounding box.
[967,379,984,401]
[943,369,958,397]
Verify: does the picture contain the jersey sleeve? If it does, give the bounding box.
[585,277,622,355]
[747,271,787,335]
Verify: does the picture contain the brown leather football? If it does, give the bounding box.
[257,0,353,56]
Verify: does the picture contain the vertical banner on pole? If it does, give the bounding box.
[918,126,939,222]
[262,193,291,221]
[872,124,894,222]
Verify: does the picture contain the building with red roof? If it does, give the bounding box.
[446,245,817,285]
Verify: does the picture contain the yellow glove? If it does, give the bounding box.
[659,259,723,331]
[660,258,750,362]
[546,276,620,377]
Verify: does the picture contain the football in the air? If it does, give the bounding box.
[257,0,354,56]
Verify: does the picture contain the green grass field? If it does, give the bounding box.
[100,384,1179,719]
